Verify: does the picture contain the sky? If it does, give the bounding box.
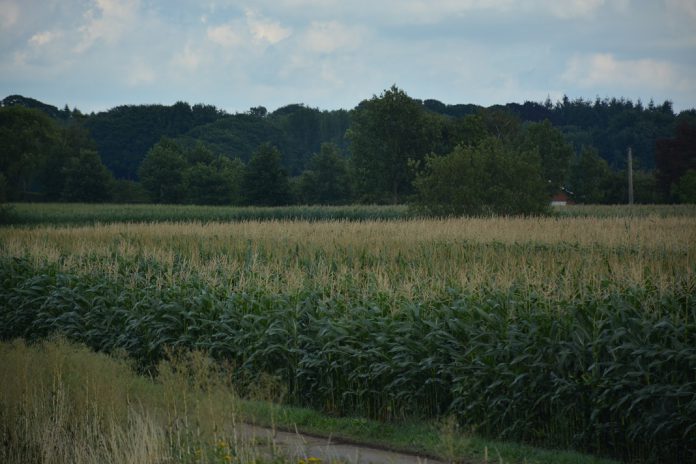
[1,0,695,114]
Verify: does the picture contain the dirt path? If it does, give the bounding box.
[237,423,444,464]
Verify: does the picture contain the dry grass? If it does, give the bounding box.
[0,339,273,464]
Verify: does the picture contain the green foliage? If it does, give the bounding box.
[0,106,59,200]
[1,203,413,225]
[3,92,691,208]
[60,149,115,202]
[349,86,439,203]
[656,121,696,200]
[184,163,232,205]
[522,119,574,194]
[671,169,696,203]
[478,107,522,141]
[413,137,548,215]
[568,147,614,204]
[242,143,291,206]
[0,173,11,224]
[110,179,150,203]
[632,170,663,204]
[295,143,352,204]
[1,258,693,463]
[84,101,224,179]
[137,138,188,203]
[444,114,488,149]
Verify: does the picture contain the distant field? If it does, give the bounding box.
[3,203,412,225]
[1,205,695,462]
[4,202,696,226]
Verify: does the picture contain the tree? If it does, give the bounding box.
[183,156,242,206]
[217,157,246,205]
[183,163,232,205]
[0,106,58,200]
[522,120,574,195]
[478,107,522,141]
[445,114,488,151]
[671,169,696,203]
[296,143,352,204]
[186,142,216,165]
[348,86,439,203]
[413,137,548,216]
[111,180,150,203]
[0,173,10,223]
[138,138,187,203]
[632,170,663,204]
[61,149,114,202]
[568,147,614,204]
[242,143,290,206]
[38,123,97,201]
[655,121,696,201]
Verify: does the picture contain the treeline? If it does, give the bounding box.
[1,88,695,212]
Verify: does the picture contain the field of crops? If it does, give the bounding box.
[1,205,695,462]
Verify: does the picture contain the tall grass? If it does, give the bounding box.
[0,338,277,464]
[4,203,413,225]
[5,202,696,227]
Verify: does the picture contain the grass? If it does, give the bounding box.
[239,400,619,464]
[0,337,619,464]
[2,203,413,225]
[3,202,696,227]
[0,338,257,464]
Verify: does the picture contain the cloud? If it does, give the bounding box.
[75,0,140,53]
[29,31,59,47]
[665,0,696,19]
[302,21,365,54]
[545,0,606,19]
[127,60,156,86]
[562,53,686,91]
[207,24,243,48]
[171,43,203,71]
[245,10,292,44]
[0,0,19,28]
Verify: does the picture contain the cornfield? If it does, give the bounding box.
[1,211,695,462]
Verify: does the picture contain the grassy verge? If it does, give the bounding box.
[237,400,619,464]
[3,203,696,227]
[0,338,618,464]
[2,203,412,226]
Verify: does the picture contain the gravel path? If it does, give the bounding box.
[237,423,444,464]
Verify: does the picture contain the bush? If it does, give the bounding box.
[413,137,549,216]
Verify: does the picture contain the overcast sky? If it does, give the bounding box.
[1,0,695,114]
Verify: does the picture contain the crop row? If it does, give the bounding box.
[3,203,413,226]
[1,257,694,462]
[5,203,696,227]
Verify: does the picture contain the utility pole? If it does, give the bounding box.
[627,147,634,205]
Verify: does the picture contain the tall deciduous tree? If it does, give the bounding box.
[568,147,614,204]
[413,137,548,216]
[242,143,290,206]
[348,86,439,203]
[0,106,58,200]
[522,119,574,195]
[671,169,696,203]
[296,143,352,204]
[61,149,114,202]
[655,121,696,201]
[138,138,187,203]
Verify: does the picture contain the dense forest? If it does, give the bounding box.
[1,88,695,212]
